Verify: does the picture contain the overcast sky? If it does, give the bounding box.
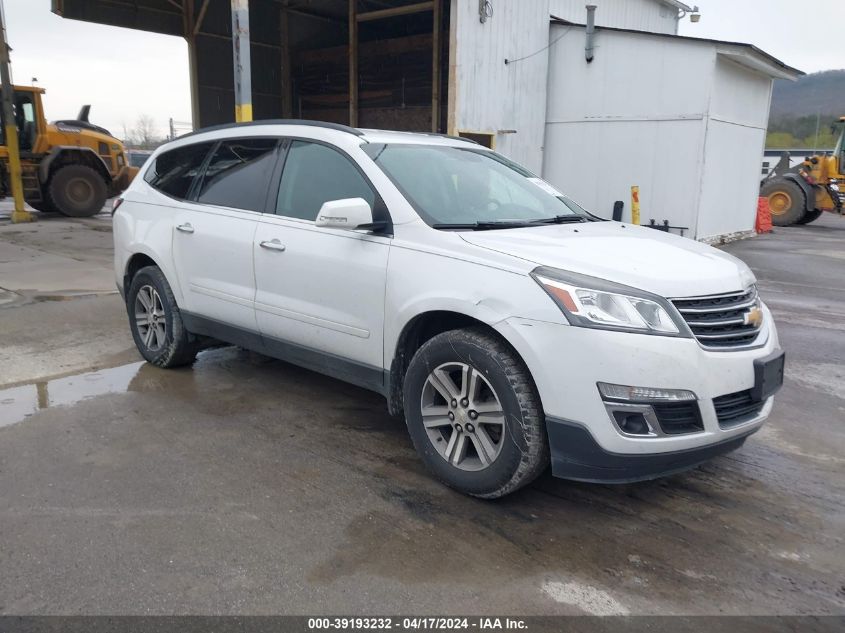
[3,0,842,139]
[4,0,191,138]
[677,0,843,73]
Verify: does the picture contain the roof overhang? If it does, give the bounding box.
[658,0,695,12]
[716,45,802,81]
[550,18,804,81]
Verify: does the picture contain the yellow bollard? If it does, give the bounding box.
[6,123,32,224]
[631,185,640,226]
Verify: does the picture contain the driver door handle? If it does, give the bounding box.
[259,239,286,252]
[176,223,194,234]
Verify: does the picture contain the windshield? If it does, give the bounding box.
[362,143,596,229]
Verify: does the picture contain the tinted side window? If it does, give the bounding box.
[144,142,213,200]
[276,141,375,221]
[196,138,279,212]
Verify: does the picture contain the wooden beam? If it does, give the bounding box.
[193,0,210,35]
[431,0,440,132]
[288,8,345,24]
[280,5,293,117]
[296,32,432,65]
[446,0,457,135]
[349,0,358,126]
[357,1,433,23]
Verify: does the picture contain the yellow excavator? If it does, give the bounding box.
[761,116,845,226]
[0,85,136,217]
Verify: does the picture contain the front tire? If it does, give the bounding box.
[403,327,549,498]
[761,179,807,226]
[127,266,199,368]
[796,208,824,225]
[49,165,108,217]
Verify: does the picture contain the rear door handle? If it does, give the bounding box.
[259,239,286,252]
[176,223,194,234]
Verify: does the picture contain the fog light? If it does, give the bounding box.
[611,410,651,435]
[598,382,696,402]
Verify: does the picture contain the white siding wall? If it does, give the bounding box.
[542,26,712,231]
[548,0,678,34]
[452,0,551,171]
[451,0,678,172]
[696,57,774,240]
[542,25,778,241]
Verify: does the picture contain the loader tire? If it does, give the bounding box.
[761,179,807,226]
[27,199,58,213]
[796,208,823,225]
[49,165,108,218]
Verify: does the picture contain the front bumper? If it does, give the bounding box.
[546,416,758,483]
[495,303,780,477]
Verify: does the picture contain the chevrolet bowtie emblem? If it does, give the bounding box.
[744,306,763,327]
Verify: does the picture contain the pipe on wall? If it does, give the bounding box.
[585,4,596,63]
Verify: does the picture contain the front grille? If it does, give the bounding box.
[671,287,763,350]
[713,389,764,428]
[652,401,703,435]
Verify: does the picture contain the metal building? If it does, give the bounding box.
[543,21,802,241]
[52,0,800,240]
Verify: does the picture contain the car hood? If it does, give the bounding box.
[459,221,755,298]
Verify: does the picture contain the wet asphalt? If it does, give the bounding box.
[0,215,843,615]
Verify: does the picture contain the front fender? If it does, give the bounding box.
[782,173,815,213]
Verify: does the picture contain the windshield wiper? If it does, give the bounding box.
[432,220,536,231]
[532,215,589,224]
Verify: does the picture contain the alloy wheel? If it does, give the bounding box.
[134,285,167,351]
[420,362,506,471]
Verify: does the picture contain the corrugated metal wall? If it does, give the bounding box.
[452,0,551,171]
[696,57,773,240]
[548,0,678,34]
[542,24,775,241]
[452,0,679,173]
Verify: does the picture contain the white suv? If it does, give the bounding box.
[113,121,784,498]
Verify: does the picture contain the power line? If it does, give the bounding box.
[505,27,572,66]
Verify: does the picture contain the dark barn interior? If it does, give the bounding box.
[52,0,450,132]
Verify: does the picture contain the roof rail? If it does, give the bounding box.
[179,118,364,140]
[421,132,480,145]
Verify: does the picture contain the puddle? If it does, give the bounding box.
[0,361,145,429]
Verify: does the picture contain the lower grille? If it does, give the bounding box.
[671,287,763,350]
[652,401,704,435]
[713,389,764,428]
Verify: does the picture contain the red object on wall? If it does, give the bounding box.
[756,196,773,233]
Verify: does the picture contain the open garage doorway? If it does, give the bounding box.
[284,0,450,132]
[54,0,451,134]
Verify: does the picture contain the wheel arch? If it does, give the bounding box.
[122,250,185,307]
[779,173,815,213]
[387,309,533,417]
[39,146,111,185]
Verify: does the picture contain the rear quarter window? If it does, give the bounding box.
[144,142,214,200]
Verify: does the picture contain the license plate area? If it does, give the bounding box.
[752,350,785,402]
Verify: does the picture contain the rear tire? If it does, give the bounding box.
[761,179,807,226]
[403,327,549,499]
[27,198,58,213]
[796,208,824,225]
[127,266,199,368]
[48,164,108,217]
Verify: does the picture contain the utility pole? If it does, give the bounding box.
[231,0,252,122]
[0,4,31,223]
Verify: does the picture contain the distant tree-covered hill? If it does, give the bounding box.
[766,70,845,149]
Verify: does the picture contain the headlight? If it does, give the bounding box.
[531,267,689,336]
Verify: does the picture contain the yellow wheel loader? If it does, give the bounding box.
[0,86,137,217]
[761,116,845,226]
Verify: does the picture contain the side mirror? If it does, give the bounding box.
[316,198,377,231]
